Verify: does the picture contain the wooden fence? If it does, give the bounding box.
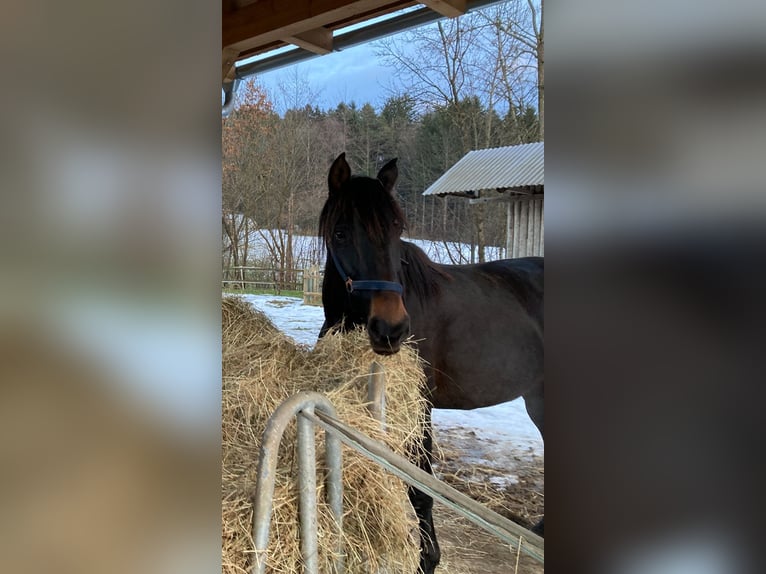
[222,266,325,307]
[222,267,304,293]
[302,266,324,306]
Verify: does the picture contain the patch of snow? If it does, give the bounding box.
[489,475,520,488]
[229,228,507,268]
[405,237,505,264]
[235,294,325,346]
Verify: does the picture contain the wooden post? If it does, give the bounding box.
[519,201,529,258]
[505,201,512,259]
[512,201,520,258]
[540,199,545,256]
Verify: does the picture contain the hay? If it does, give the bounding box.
[222,297,428,574]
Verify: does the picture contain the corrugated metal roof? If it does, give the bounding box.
[422,142,544,196]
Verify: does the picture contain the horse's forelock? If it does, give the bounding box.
[320,176,407,245]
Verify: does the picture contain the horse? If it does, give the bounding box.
[318,153,544,574]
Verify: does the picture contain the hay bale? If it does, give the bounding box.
[222,297,428,574]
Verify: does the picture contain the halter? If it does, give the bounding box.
[330,249,403,295]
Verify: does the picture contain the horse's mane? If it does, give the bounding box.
[399,240,450,302]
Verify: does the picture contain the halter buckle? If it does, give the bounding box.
[345,277,354,293]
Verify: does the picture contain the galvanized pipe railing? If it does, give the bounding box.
[366,360,386,430]
[250,364,544,571]
[302,409,545,563]
[251,391,344,574]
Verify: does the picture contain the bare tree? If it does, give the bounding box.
[234,74,340,286]
[222,80,275,284]
[477,0,543,139]
[375,3,542,262]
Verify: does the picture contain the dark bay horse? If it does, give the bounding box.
[318,153,544,574]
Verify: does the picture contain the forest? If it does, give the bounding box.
[222,1,542,276]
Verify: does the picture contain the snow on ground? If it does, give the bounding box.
[238,294,325,346]
[235,230,507,268]
[405,237,505,264]
[236,294,544,470]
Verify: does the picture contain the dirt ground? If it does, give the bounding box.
[431,426,544,574]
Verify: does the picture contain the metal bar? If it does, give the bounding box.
[251,391,344,574]
[468,193,544,205]
[323,415,344,574]
[222,78,240,117]
[297,408,318,574]
[367,361,387,431]
[305,410,545,563]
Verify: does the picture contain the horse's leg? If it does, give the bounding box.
[409,408,440,574]
[523,380,544,536]
[522,380,544,440]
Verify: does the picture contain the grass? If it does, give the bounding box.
[222,287,303,298]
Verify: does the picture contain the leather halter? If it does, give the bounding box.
[329,249,403,295]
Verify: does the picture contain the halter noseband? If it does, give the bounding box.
[330,249,403,295]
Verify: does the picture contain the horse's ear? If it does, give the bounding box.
[328,152,351,195]
[377,158,398,195]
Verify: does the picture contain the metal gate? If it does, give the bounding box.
[250,363,544,573]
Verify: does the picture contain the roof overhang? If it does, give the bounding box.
[222,0,507,112]
[422,142,544,198]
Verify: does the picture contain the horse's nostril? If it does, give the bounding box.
[368,316,410,349]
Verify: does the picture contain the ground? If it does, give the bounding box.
[239,294,545,573]
[433,423,544,574]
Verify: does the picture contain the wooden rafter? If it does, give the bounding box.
[285,27,334,55]
[224,0,400,54]
[419,0,466,18]
[222,46,239,82]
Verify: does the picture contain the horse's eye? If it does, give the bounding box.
[333,230,346,242]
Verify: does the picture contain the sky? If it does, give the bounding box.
[232,4,435,114]
[231,0,542,116]
[241,34,405,115]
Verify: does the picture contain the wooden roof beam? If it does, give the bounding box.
[223,0,394,52]
[285,27,334,55]
[222,46,239,83]
[420,0,466,18]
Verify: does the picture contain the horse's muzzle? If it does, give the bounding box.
[367,315,410,355]
[367,292,410,354]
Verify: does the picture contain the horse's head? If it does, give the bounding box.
[320,153,410,355]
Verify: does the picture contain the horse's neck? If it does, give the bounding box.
[322,256,346,323]
[399,240,444,308]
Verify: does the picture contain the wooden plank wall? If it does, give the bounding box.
[507,198,544,258]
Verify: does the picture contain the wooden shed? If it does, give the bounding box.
[423,142,544,258]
